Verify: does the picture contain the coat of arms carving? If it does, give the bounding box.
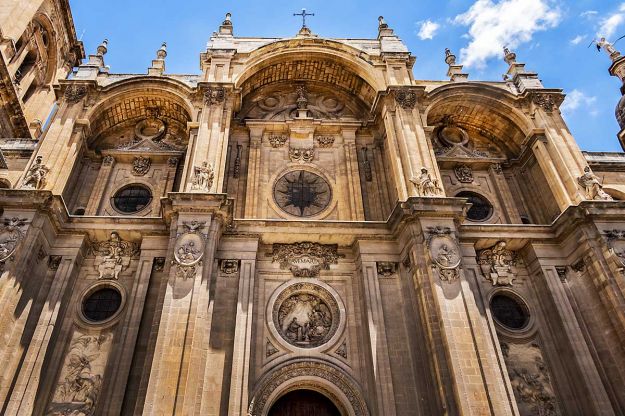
[477,241,518,286]
[91,232,139,279]
[269,242,343,277]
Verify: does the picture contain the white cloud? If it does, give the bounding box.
[417,20,440,40]
[581,10,598,19]
[598,3,625,39]
[561,89,597,116]
[570,35,585,45]
[453,0,561,69]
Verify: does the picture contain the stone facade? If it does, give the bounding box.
[1,6,625,416]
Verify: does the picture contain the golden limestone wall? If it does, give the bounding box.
[0,10,624,416]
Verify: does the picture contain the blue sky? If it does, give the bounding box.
[69,0,625,152]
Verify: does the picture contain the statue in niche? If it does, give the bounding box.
[410,167,442,196]
[577,166,613,201]
[21,156,49,190]
[191,161,214,192]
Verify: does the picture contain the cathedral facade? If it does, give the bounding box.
[2,2,625,415]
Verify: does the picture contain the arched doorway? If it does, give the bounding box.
[269,389,341,416]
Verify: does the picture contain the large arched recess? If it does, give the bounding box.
[83,77,195,147]
[425,83,533,158]
[233,38,385,109]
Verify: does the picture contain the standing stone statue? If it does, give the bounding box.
[21,156,49,190]
[578,166,613,200]
[191,161,214,192]
[596,37,622,61]
[410,167,442,196]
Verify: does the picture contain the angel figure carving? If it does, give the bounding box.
[577,166,613,201]
[191,161,214,192]
[410,168,442,196]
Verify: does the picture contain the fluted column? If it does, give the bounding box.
[85,156,115,215]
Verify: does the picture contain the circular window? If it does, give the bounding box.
[273,170,332,217]
[490,294,529,330]
[112,184,152,213]
[82,287,122,322]
[456,191,493,221]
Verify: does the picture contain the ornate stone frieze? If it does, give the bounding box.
[500,341,560,416]
[393,88,417,109]
[21,156,49,190]
[410,167,443,196]
[315,136,335,148]
[266,339,278,357]
[269,242,343,277]
[47,332,112,415]
[272,282,340,349]
[376,261,398,278]
[289,147,314,163]
[454,164,474,183]
[63,84,87,103]
[220,259,239,274]
[0,217,27,263]
[426,226,461,282]
[477,241,518,286]
[268,135,288,148]
[91,232,139,280]
[131,156,151,176]
[204,86,226,105]
[191,161,214,192]
[577,166,613,200]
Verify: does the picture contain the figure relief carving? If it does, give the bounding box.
[268,135,288,148]
[577,166,613,201]
[426,226,461,282]
[315,136,335,148]
[131,156,151,176]
[174,234,204,266]
[63,84,87,103]
[376,261,398,278]
[393,88,418,109]
[191,161,214,192]
[220,259,239,274]
[477,241,518,286]
[0,217,27,263]
[204,86,226,105]
[91,232,139,280]
[269,242,343,277]
[454,164,474,183]
[273,282,340,348]
[500,341,560,416]
[21,155,49,190]
[289,147,314,163]
[410,167,443,196]
[47,332,112,415]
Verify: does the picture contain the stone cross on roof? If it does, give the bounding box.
[293,8,314,29]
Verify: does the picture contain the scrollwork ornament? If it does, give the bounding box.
[268,135,288,148]
[393,88,417,109]
[289,147,314,163]
[204,86,226,106]
[426,226,461,283]
[63,84,87,103]
[220,259,239,274]
[454,164,473,183]
[102,155,115,166]
[315,136,335,148]
[131,156,151,176]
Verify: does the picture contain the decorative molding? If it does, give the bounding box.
[454,164,474,183]
[268,135,288,148]
[477,241,518,286]
[167,157,179,167]
[393,88,417,109]
[376,261,398,278]
[315,136,335,148]
[269,242,343,277]
[410,167,443,196]
[21,156,49,190]
[426,226,461,283]
[204,86,226,106]
[131,156,151,176]
[528,92,563,113]
[577,166,613,201]
[191,161,214,192]
[220,259,239,275]
[91,232,139,280]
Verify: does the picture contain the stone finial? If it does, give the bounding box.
[96,39,108,57]
[445,48,456,65]
[156,42,167,59]
[219,12,234,35]
[377,15,394,38]
[503,46,516,65]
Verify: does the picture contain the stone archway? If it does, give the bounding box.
[268,389,341,416]
[249,360,369,416]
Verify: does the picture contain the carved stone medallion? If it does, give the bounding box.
[454,164,473,183]
[0,217,27,262]
[132,156,151,176]
[91,232,139,280]
[269,242,342,277]
[426,226,461,282]
[477,241,518,286]
[272,282,340,349]
[273,171,332,217]
[174,232,204,266]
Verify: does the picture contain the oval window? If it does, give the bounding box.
[82,287,122,322]
[112,184,152,213]
[456,191,493,221]
[490,294,529,330]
